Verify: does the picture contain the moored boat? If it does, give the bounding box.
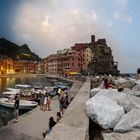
[15,84,32,89]
[2,88,21,98]
[0,98,38,110]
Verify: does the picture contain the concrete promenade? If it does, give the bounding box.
[0,80,83,140]
[45,77,91,140]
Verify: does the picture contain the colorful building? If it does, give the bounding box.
[42,57,48,73]
[45,43,92,77]
[0,56,14,74]
[13,60,35,73]
[47,54,58,76]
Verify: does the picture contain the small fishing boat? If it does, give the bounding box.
[15,84,32,89]
[44,86,54,93]
[0,98,38,110]
[2,88,21,98]
[54,82,70,90]
[30,86,44,95]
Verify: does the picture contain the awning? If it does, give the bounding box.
[69,72,81,75]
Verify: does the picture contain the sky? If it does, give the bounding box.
[0,0,140,73]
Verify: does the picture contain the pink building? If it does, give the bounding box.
[46,43,92,77]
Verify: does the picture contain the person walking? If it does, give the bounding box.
[13,95,20,123]
[64,95,69,109]
[59,96,64,115]
[47,95,51,111]
[57,88,61,99]
[40,94,45,110]
[43,94,48,111]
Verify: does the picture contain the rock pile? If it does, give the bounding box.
[87,76,140,140]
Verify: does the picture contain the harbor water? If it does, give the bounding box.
[0,76,54,127]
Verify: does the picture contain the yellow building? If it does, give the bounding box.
[0,57,14,74]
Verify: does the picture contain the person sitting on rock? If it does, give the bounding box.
[104,78,110,89]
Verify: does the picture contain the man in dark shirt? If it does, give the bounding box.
[13,95,20,122]
[43,117,56,137]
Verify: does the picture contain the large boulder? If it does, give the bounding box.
[90,88,101,97]
[86,95,125,129]
[133,83,140,91]
[102,131,140,140]
[114,77,127,84]
[94,89,140,112]
[114,109,140,132]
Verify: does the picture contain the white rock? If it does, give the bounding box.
[86,95,125,129]
[103,131,140,140]
[94,89,140,112]
[114,109,140,132]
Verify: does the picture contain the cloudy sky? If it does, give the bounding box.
[0,0,140,73]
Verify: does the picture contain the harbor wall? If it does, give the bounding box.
[45,77,91,140]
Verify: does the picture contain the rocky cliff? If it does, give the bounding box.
[0,38,41,61]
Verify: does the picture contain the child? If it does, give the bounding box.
[56,112,61,122]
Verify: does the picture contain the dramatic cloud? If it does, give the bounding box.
[13,0,105,57]
[9,0,138,73]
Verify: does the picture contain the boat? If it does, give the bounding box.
[30,86,44,95]
[2,88,21,98]
[0,98,38,110]
[15,84,32,97]
[44,86,54,93]
[15,84,32,90]
[54,82,70,90]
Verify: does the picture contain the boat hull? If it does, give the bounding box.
[0,98,38,110]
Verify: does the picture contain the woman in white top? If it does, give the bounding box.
[43,95,48,111]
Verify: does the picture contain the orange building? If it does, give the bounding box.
[13,60,35,73]
[0,57,14,74]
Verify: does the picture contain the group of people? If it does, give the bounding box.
[40,93,51,111]
[42,88,71,138]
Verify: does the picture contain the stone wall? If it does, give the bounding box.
[45,77,91,140]
[88,35,119,75]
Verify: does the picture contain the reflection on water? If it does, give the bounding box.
[0,76,53,127]
[0,78,15,94]
[0,76,53,95]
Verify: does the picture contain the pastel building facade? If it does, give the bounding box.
[47,54,58,76]
[45,43,92,77]
[13,60,35,73]
[0,57,14,74]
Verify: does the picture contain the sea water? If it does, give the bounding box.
[0,76,54,127]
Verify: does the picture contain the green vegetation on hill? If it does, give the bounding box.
[0,38,41,61]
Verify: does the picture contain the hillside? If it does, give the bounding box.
[0,38,41,61]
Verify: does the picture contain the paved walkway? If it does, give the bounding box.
[45,78,90,140]
[0,98,59,140]
[0,81,83,140]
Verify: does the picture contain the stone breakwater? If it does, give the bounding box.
[0,78,84,140]
[45,77,91,140]
[89,76,140,140]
